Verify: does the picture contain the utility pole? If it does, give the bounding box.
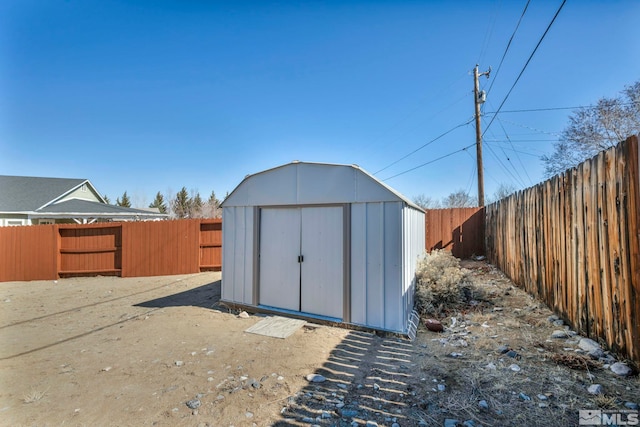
[474,64,490,206]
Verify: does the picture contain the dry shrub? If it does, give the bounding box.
[415,249,472,316]
[549,353,602,371]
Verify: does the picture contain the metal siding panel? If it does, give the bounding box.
[233,207,247,303]
[221,207,235,302]
[259,208,301,310]
[384,203,403,332]
[401,207,425,331]
[350,204,367,325]
[297,164,355,204]
[365,203,385,328]
[243,208,255,304]
[300,206,344,319]
[247,166,298,206]
[355,171,407,203]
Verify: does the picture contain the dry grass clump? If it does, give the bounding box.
[549,353,602,371]
[415,249,473,316]
[23,387,48,404]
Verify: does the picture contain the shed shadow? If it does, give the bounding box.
[134,279,221,310]
[273,330,422,426]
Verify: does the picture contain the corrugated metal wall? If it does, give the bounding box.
[350,202,404,331]
[402,206,426,328]
[221,206,255,304]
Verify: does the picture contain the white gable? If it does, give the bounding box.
[223,162,421,209]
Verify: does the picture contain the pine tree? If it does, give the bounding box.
[149,192,168,214]
[200,190,221,218]
[191,192,204,218]
[116,191,131,208]
[103,194,111,204]
[172,187,191,218]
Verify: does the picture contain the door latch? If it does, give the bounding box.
[297,255,304,263]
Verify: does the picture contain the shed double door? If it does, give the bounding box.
[259,206,343,319]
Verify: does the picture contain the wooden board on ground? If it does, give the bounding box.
[245,316,307,339]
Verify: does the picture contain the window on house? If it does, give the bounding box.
[6,220,25,226]
[39,219,55,225]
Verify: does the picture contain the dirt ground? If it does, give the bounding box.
[0,262,638,427]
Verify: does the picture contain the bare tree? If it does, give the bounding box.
[413,194,441,209]
[487,183,517,204]
[542,80,640,176]
[442,189,477,208]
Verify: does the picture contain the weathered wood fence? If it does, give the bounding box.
[486,135,640,365]
[424,207,484,259]
[0,219,221,281]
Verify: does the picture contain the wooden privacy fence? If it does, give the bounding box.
[486,135,640,365]
[0,219,221,281]
[424,207,484,259]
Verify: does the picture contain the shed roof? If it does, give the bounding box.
[222,161,423,211]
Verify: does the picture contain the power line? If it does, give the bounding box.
[382,143,476,181]
[484,138,527,188]
[494,115,533,185]
[486,0,531,97]
[486,101,640,114]
[374,118,474,175]
[485,139,559,143]
[364,71,470,150]
[490,145,544,157]
[482,0,567,137]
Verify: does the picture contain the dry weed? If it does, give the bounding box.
[550,353,602,371]
[23,387,48,404]
[415,250,473,316]
[594,394,618,409]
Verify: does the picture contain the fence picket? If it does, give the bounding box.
[486,136,639,366]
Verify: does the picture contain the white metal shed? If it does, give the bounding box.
[221,161,425,335]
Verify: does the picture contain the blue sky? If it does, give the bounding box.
[1,1,639,207]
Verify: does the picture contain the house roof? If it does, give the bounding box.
[0,175,93,211]
[222,161,424,211]
[0,175,167,220]
[35,199,162,218]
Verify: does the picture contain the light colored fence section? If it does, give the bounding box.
[485,135,640,365]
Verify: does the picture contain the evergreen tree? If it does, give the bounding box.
[149,191,168,214]
[103,194,111,204]
[191,191,204,218]
[202,190,222,218]
[172,187,191,218]
[116,191,131,208]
